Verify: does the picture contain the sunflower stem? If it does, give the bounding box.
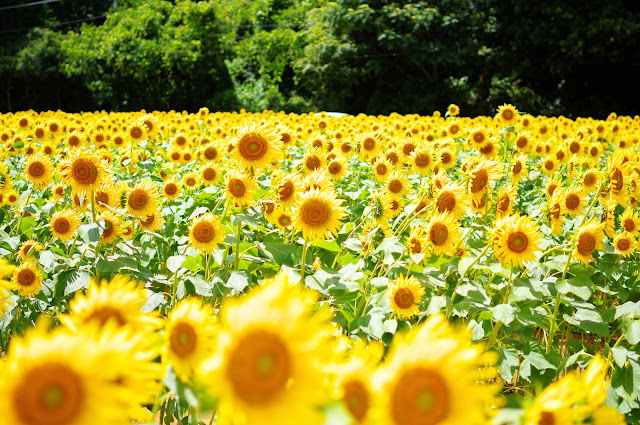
[90,189,96,223]
[300,239,309,282]
[488,267,515,348]
[234,219,242,271]
[13,189,32,236]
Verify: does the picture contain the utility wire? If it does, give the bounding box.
[0,14,105,35]
[0,0,60,12]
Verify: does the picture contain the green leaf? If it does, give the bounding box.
[621,318,640,345]
[226,271,249,293]
[167,255,187,273]
[612,347,629,368]
[555,278,591,300]
[19,216,36,238]
[57,270,91,296]
[187,275,212,297]
[162,366,198,407]
[498,347,520,382]
[492,303,516,325]
[373,237,404,265]
[616,301,640,319]
[78,221,104,244]
[563,308,610,337]
[312,239,341,253]
[612,363,640,404]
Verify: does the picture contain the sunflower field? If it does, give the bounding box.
[1,106,639,425]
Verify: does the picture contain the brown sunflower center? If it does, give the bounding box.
[192,221,216,244]
[169,322,198,358]
[203,168,217,182]
[52,217,69,234]
[436,191,456,213]
[516,137,528,149]
[473,132,484,144]
[389,179,403,194]
[85,306,126,327]
[565,194,580,211]
[409,238,422,254]
[204,147,218,160]
[341,142,352,153]
[441,152,452,164]
[305,156,321,170]
[278,182,294,202]
[328,162,342,175]
[130,127,143,139]
[165,183,178,196]
[14,363,85,425]
[502,109,514,120]
[429,223,448,246]
[300,199,330,227]
[577,232,596,256]
[538,411,556,425]
[71,158,98,185]
[570,142,580,153]
[35,128,45,138]
[363,138,376,151]
[611,169,623,192]
[228,179,246,198]
[617,238,631,251]
[480,143,494,155]
[507,231,528,253]
[583,173,595,186]
[376,164,388,175]
[101,221,114,238]
[470,169,489,193]
[227,330,291,405]
[278,215,291,226]
[238,133,268,161]
[624,218,635,232]
[498,195,510,212]
[415,153,430,168]
[17,269,36,287]
[391,367,450,425]
[544,160,554,171]
[128,189,149,210]
[341,379,370,422]
[403,143,416,156]
[394,287,415,309]
[265,202,275,215]
[29,162,46,178]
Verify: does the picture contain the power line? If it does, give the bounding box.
[0,14,105,35]
[0,0,60,12]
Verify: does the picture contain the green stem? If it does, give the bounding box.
[234,219,242,271]
[488,267,514,348]
[445,243,491,319]
[300,239,309,282]
[90,189,96,223]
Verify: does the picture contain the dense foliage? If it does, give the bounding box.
[0,0,639,116]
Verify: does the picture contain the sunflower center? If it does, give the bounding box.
[131,127,142,139]
[35,128,45,138]
[300,199,330,227]
[403,143,415,156]
[376,164,388,175]
[551,204,561,220]
[507,232,528,253]
[409,238,422,254]
[96,192,109,205]
[590,146,598,157]
[473,132,484,143]
[193,221,216,243]
[480,143,494,155]
[328,162,342,175]
[565,194,580,210]
[170,322,198,358]
[85,306,127,327]
[101,221,114,238]
[265,202,275,214]
[363,138,375,151]
[341,142,352,153]
[391,367,449,425]
[617,238,631,251]
[238,133,268,162]
[128,189,149,210]
[14,363,85,425]
[306,156,321,170]
[470,169,489,193]
[584,173,595,186]
[204,147,218,160]
[544,160,554,171]
[165,183,177,195]
[29,162,45,178]
[227,330,291,405]
[498,195,510,212]
[342,379,370,422]
[502,110,514,120]
[229,179,246,198]
[389,179,403,194]
[611,169,623,192]
[394,287,414,309]
[278,182,294,202]
[570,142,580,153]
[436,191,456,213]
[203,168,216,181]
[577,233,596,256]
[278,215,291,226]
[429,223,448,246]
[71,158,98,185]
[415,153,430,168]
[171,153,181,161]
[624,219,635,232]
[69,136,80,146]
[516,137,527,149]
[441,152,452,164]
[55,186,64,196]
[17,269,36,287]
[186,178,196,187]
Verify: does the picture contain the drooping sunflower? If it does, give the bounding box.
[572,219,605,266]
[50,208,81,242]
[226,169,256,207]
[11,261,43,296]
[434,183,467,219]
[18,239,44,261]
[387,275,425,319]
[25,152,54,189]
[96,212,122,245]
[293,188,347,241]
[496,185,517,218]
[545,176,562,198]
[368,190,393,226]
[425,212,461,256]
[406,226,427,259]
[231,122,282,172]
[140,213,165,233]
[200,162,220,186]
[126,180,160,218]
[200,274,334,425]
[59,275,162,333]
[510,153,528,182]
[620,209,640,236]
[613,232,635,257]
[274,172,302,206]
[189,213,224,253]
[492,214,542,268]
[163,298,216,383]
[371,314,500,425]
[467,158,503,202]
[549,193,565,235]
[58,149,107,194]
[608,150,631,206]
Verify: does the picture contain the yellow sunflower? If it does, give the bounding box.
[561,186,586,217]
[11,261,43,296]
[274,208,294,231]
[275,172,302,206]
[619,209,640,237]
[189,213,224,253]
[572,219,605,266]
[511,153,528,182]
[406,226,427,259]
[549,193,565,235]
[357,132,382,159]
[387,275,425,319]
[582,169,601,193]
[385,172,411,200]
[368,190,393,226]
[200,273,333,425]
[93,181,118,212]
[50,208,81,242]
[467,158,503,202]
[200,141,223,162]
[58,149,107,194]
[164,298,216,383]
[492,215,542,268]
[232,123,282,170]
[25,152,54,189]
[496,185,517,218]
[200,162,221,186]
[140,213,165,233]
[293,188,347,241]
[226,169,256,208]
[425,212,461,256]
[434,183,467,219]
[541,156,558,176]
[613,232,635,257]
[126,180,160,218]
[182,171,200,190]
[18,239,44,261]
[162,179,182,200]
[372,157,393,181]
[326,155,348,181]
[96,212,122,245]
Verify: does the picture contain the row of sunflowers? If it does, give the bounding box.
[0,105,639,425]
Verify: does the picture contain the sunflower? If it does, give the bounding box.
[572,219,605,266]
[189,213,224,253]
[94,181,118,212]
[200,274,333,425]
[434,183,467,219]
[58,149,107,194]
[372,314,499,425]
[164,298,216,383]
[66,130,85,148]
[11,261,43,296]
[274,208,294,231]
[510,153,528,182]
[540,156,558,176]
[549,193,564,235]
[398,138,418,162]
[18,239,44,261]
[326,155,348,181]
[387,275,425,319]
[162,179,182,200]
[372,157,393,181]
[50,208,81,242]
[59,274,162,333]
[620,209,640,236]
[386,172,411,200]
[96,212,122,245]
[545,176,562,198]
[5,190,20,206]
[129,121,147,142]
[264,200,278,224]
[225,169,256,208]
[425,212,461,256]
[201,162,220,186]
[293,188,347,241]
[275,172,302,206]
[447,104,460,116]
[367,190,392,226]
[582,169,601,192]
[438,144,457,169]
[302,169,335,193]
[303,148,325,173]
[608,149,631,206]
[25,152,54,189]
[0,323,149,425]
[200,141,223,162]
[561,186,586,217]
[406,226,427,258]
[409,146,437,175]
[139,212,165,233]
[613,232,635,257]
[514,132,534,153]
[492,215,542,268]
[467,158,503,202]
[182,171,200,189]
[496,185,517,217]
[357,132,382,159]
[168,148,182,163]
[231,122,282,172]
[497,104,519,124]
[126,180,160,218]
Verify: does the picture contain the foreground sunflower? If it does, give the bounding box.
[293,188,347,241]
[387,275,425,319]
[232,122,282,172]
[200,273,334,425]
[492,215,542,268]
[189,213,224,253]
